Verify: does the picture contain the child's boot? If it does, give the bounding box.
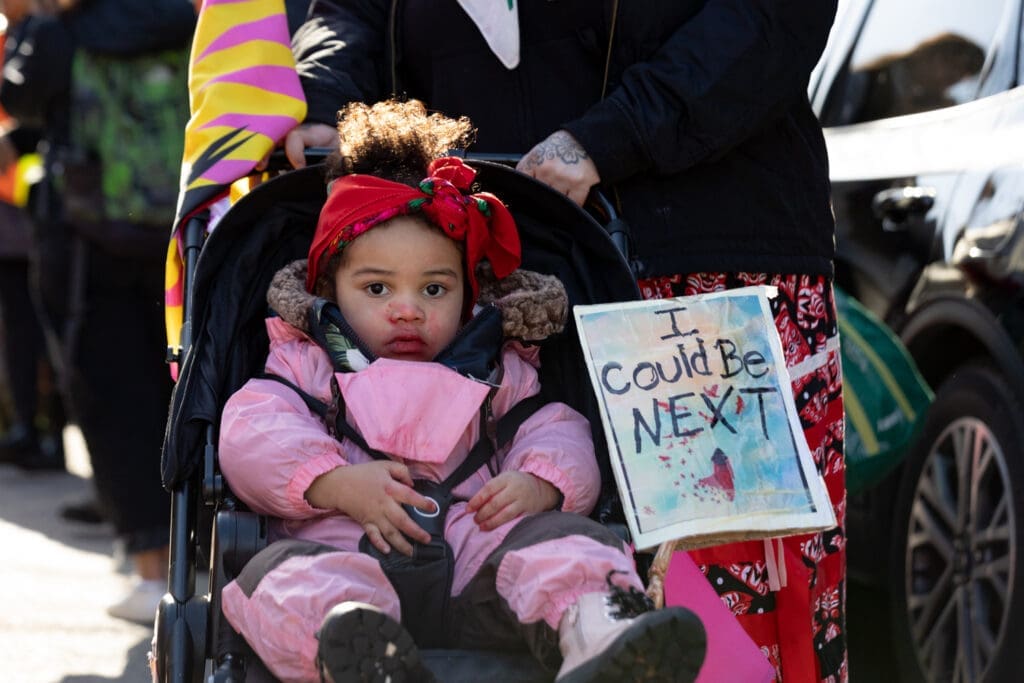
[556,573,706,683]
[316,601,436,683]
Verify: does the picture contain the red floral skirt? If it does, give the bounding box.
[639,273,847,683]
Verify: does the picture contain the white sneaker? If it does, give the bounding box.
[556,575,706,683]
[107,578,165,626]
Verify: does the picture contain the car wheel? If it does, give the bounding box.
[889,363,1024,683]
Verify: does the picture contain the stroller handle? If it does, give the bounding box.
[267,148,637,272]
[464,152,637,272]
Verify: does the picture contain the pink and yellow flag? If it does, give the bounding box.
[165,0,307,361]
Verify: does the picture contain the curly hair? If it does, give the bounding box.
[324,99,476,186]
[314,100,475,299]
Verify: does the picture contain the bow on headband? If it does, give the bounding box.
[307,157,522,305]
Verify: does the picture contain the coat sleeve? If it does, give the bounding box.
[494,350,601,516]
[562,0,838,184]
[218,338,352,520]
[291,0,388,126]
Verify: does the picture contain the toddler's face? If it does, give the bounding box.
[334,216,465,361]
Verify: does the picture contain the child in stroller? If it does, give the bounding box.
[214,100,704,683]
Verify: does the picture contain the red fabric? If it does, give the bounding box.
[306,157,521,303]
[776,548,815,683]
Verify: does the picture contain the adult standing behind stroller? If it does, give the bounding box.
[0,0,195,623]
[282,1,845,681]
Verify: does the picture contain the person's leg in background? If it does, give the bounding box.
[0,257,47,459]
[0,240,65,470]
[63,238,172,623]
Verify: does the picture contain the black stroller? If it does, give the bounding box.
[152,158,645,682]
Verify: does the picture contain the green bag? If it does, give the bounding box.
[60,48,188,230]
[837,288,934,495]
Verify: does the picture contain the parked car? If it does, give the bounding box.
[811,0,1024,681]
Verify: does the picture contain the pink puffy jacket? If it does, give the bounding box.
[219,316,601,552]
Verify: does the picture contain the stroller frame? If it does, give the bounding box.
[153,159,640,683]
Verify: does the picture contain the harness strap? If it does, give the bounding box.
[496,393,546,448]
[257,372,393,462]
[256,372,330,417]
[439,406,494,491]
[256,372,546,493]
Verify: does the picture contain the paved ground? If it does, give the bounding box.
[0,427,154,683]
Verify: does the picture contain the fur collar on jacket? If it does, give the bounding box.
[267,259,568,343]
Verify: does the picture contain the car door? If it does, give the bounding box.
[812,0,1019,327]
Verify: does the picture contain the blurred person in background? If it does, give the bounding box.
[0,0,195,623]
[0,23,65,471]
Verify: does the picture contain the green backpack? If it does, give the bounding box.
[837,288,934,495]
[60,48,188,230]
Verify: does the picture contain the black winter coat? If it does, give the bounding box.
[292,0,838,278]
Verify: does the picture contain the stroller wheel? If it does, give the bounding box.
[316,602,436,683]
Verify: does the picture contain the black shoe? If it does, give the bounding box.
[0,424,38,464]
[316,602,435,683]
[60,498,106,524]
[0,425,65,471]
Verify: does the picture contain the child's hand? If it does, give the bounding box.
[306,461,436,556]
[466,472,561,531]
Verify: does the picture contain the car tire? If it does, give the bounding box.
[889,363,1024,683]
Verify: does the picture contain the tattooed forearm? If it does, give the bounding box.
[520,130,589,171]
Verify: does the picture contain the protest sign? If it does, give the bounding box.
[575,286,835,550]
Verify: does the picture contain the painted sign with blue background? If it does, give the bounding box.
[575,286,835,550]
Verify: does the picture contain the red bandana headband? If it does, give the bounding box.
[306,157,522,305]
